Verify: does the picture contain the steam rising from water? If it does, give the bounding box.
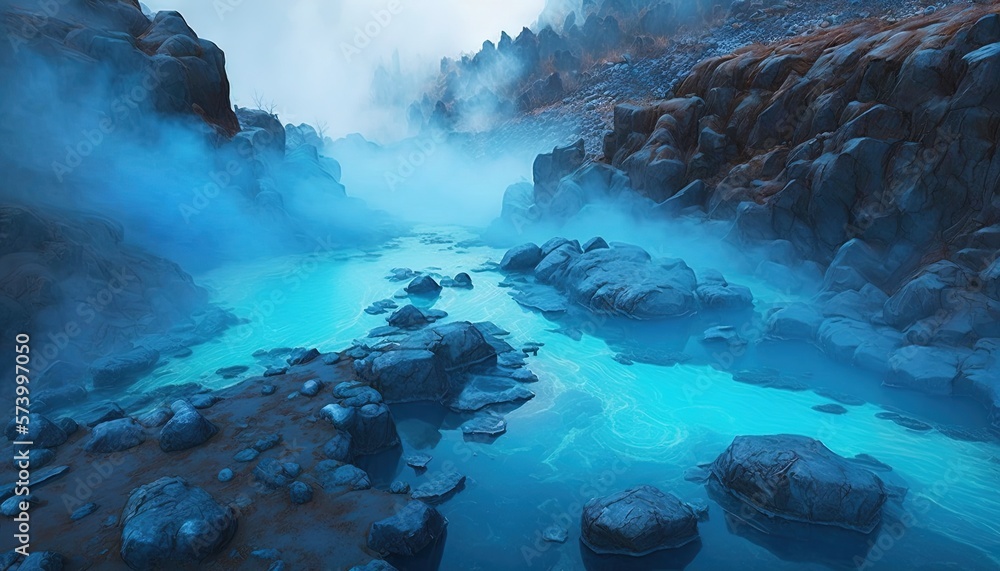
[147,0,546,141]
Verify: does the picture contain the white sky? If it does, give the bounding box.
[145,0,546,140]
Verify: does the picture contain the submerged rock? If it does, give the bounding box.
[812,403,848,415]
[90,347,160,389]
[581,486,699,556]
[410,471,466,503]
[367,501,447,556]
[215,365,249,379]
[405,454,432,470]
[120,477,236,569]
[710,434,887,532]
[461,415,507,437]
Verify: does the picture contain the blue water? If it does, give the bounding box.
[135,226,1000,570]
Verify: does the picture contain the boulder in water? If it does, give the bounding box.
[581,485,700,556]
[710,434,888,532]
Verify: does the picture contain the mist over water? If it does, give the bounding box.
[147,0,547,141]
[4,1,1000,569]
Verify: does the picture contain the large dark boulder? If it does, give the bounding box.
[710,435,888,532]
[367,501,447,557]
[120,477,237,569]
[581,486,699,556]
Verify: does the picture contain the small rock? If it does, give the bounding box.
[283,463,302,478]
[253,433,282,452]
[323,433,353,462]
[70,502,99,521]
[404,454,432,470]
[289,481,313,505]
[216,365,249,379]
[300,380,323,397]
[261,385,277,396]
[389,481,410,494]
[218,469,234,482]
[461,416,507,437]
[253,458,296,488]
[234,449,260,463]
[263,366,287,377]
[251,548,281,560]
[542,526,568,543]
[410,471,465,503]
[813,403,848,415]
[287,347,320,366]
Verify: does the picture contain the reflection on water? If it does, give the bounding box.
[138,227,999,570]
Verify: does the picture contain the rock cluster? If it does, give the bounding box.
[501,238,752,319]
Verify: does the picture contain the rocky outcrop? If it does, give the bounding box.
[354,321,536,412]
[710,435,888,532]
[120,476,237,569]
[2,2,238,135]
[581,485,700,556]
[501,238,752,319]
[580,5,1000,421]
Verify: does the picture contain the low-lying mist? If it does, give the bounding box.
[147,0,547,142]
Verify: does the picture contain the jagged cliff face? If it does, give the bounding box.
[1,0,238,136]
[496,4,1000,426]
[0,1,371,388]
[407,0,734,131]
[604,4,1000,274]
